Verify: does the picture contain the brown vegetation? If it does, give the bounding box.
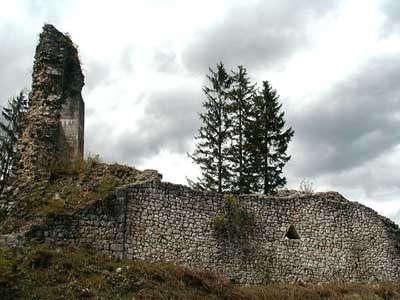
[0,157,160,234]
[0,243,399,300]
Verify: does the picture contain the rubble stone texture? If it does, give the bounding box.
[15,24,84,182]
[28,181,400,284]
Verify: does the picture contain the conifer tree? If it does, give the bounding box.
[0,91,29,193]
[188,63,232,193]
[248,81,294,194]
[228,66,255,194]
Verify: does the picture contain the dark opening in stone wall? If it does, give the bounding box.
[285,224,301,239]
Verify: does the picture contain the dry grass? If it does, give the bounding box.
[238,283,400,300]
[0,243,399,300]
[0,160,146,234]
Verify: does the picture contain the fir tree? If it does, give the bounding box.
[188,63,232,193]
[228,66,255,194]
[248,81,294,194]
[0,91,29,193]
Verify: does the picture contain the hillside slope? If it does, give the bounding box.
[1,243,400,300]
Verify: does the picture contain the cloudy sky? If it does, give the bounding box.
[1,0,400,224]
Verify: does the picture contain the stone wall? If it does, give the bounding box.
[14,24,84,182]
[0,232,25,248]
[59,83,85,160]
[27,180,400,284]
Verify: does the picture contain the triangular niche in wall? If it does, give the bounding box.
[285,224,301,240]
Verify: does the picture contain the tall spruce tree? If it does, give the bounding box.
[0,91,29,193]
[188,63,232,193]
[248,81,294,194]
[228,66,255,194]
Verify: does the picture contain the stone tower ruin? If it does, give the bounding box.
[15,24,84,181]
[58,78,85,159]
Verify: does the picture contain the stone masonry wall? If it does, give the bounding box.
[27,180,400,284]
[58,83,85,160]
[14,24,84,182]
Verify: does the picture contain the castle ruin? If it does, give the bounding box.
[2,25,400,284]
[15,24,84,181]
[27,181,400,284]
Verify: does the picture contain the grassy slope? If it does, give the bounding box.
[0,244,399,300]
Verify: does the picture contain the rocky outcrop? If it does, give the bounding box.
[14,24,84,182]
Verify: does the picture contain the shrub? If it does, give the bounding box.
[28,248,53,269]
[84,153,102,173]
[211,194,255,240]
[49,155,85,176]
[299,178,314,194]
[39,194,65,217]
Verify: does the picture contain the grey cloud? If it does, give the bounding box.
[85,107,96,119]
[84,120,118,161]
[391,210,400,225]
[24,0,78,24]
[0,0,79,104]
[289,55,400,180]
[379,0,400,36]
[0,23,37,105]
[182,0,342,74]
[83,60,112,91]
[92,86,202,166]
[315,157,400,201]
[154,50,179,74]
[119,46,135,75]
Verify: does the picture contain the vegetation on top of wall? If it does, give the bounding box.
[49,153,103,178]
[0,157,158,234]
[0,243,399,300]
[211,194,255,240]
[84,153,102,171]
[0,177,117,234]
[299,178,315,194]
[49,155,86,177]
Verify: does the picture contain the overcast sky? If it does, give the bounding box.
[1,0,400,224]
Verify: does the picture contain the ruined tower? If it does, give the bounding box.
[58,71,85,159]
[15,24,84,181]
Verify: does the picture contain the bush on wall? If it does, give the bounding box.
[211,194,255,240]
